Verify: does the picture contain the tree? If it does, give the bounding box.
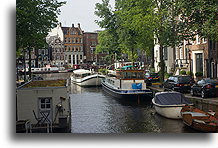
[16,0,65,80]
[95,0,121,62]
[178,0,218,40]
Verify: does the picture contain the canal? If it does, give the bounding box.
[70,84,198,133]
[38,73,198,133]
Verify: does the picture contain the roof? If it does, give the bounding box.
[73,69,91,75]
[61,26,83,35]
[22,80,66,88]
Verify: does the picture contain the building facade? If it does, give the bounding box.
[207,39,217,78]
[50,38,65,67]
[154,44,175,73]
[62,24,84,67]
[185,36,208,78]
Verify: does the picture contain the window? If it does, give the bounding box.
[202,38,207,43]
[39,98,51,110]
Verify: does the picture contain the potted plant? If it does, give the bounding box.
[186,71,193,76]
[180,70,186,75]
[195,72,203,81]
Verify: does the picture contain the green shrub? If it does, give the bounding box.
[195,72,203,77]
[186,71,193,76]
[98,68,108,75]
[180,70,186,75]
[165,72,173,79]
[149,68,155,73]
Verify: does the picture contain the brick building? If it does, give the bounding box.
[62,23,84,67]
[207,39,217,78]
[83,32,107,65]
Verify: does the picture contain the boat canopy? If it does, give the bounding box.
[116,70,144,80]
[155,92,191,105]
[121,65,133,70]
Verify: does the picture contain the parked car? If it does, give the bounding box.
[191,78,217,98]
[163,75,193,92]
[145,72,160,86]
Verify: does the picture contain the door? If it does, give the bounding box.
[196,53,203,73]
[38,97,52,124]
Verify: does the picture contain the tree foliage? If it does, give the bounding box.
[178,0,218,40]
[95,0,218,80]
[16,0,66,52]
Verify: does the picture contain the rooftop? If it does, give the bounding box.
[23,79,66,88]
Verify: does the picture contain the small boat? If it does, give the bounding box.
[71,69,105,87]
[101,69,152,103]
[152,92,193,119]
[181,105,218,132]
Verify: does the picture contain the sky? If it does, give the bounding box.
[58,0,115,32]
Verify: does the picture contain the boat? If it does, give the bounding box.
[71,69,105,87]
[181,105,218,132]
[152,92,193,119]
[101,69,152,103]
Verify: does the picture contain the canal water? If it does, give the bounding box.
[70,84,198,133]
[38,73,198,133]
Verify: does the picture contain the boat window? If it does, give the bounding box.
[82,73,91,78]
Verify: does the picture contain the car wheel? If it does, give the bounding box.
[190,89,194,96]
[201,90,206,98]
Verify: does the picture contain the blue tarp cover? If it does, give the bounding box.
[155,92,191,105]
[132,83,142,89]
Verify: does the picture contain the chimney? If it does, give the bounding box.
[78,23,80,28]
[59,22,62,27]
[72,24,74,28]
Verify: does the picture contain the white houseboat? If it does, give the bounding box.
[101,69,152,103]
[71,69,105,87]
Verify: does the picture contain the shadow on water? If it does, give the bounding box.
[101,88,153,108]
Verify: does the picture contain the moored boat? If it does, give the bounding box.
[152,92,193,119]
[71,69,105,87]
[101,69,152,103]
[181,105,218,132]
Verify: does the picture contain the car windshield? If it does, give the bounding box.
[178,76,191,83]
[204,79,216,85]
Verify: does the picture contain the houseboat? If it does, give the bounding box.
[71,69,105,87]
[101,69,152,103]
[16,79,70,133]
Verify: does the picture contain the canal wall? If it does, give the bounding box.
[149,85,218,112]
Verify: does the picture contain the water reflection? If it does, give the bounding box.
[70,84,198,133]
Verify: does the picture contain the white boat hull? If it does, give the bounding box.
[152,99,187,119]
[71,74,105,87]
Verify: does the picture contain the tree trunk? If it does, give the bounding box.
[28,47,32,80]
[151,45,155,68]
[23,49,27,82]
[132,48,134,69]
[159,44,165,83]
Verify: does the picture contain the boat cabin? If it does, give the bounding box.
[73,69,91,78]
[116,70,145,80]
